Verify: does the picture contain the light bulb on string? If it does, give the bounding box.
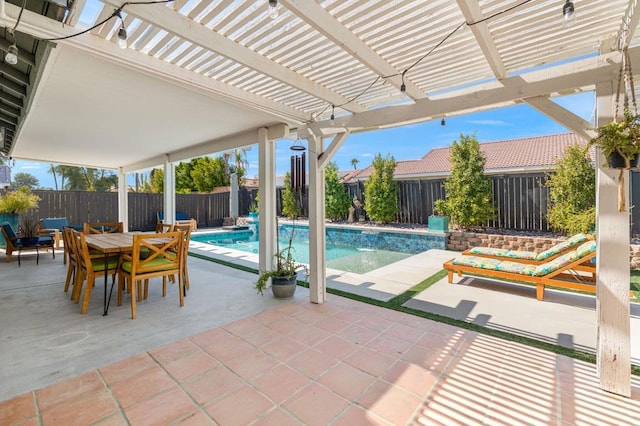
[330,105,335,125]
[268,0,278,19]
[441,118,446,126]
[117,27,128,49]
[5,44,18,65]
[562,0,576,28]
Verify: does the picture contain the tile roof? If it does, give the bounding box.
[350,133,592,181]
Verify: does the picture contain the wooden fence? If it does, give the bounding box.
[29,171,640,233]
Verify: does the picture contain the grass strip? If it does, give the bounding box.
[192,252,640,376]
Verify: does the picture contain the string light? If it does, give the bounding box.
[562,0,576,28]
[312,0,538,123]
[268,0,278,19]
[115,11,128,49]
[441,118,446,126]
[330,105,335,125]
[4,0,26,66]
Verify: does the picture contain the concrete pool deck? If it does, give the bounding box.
[190,241,640,364]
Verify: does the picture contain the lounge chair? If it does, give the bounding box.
[157,212,197,230]
[444,240,599,300]
[37,217,69,250]
[462,233,592,264]
[1,222,54,265]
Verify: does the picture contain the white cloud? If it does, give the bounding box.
[362,153,373,157]
[18,162,42,170]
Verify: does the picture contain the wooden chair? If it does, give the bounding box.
[83,222,124,234]
[72,230,119,314]
[1,222,55,264]
[173,224,191,291]
[443,240,606,301]
[37,217,69,251]
[117,231,184,319]
[62,227,78,293]
[156,222,175,233]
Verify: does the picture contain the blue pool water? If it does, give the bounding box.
[191,225,445,274]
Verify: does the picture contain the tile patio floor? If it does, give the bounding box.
[2,295,639,425]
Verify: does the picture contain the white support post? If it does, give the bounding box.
[163,155,176,225]
[117,168,128,231]
[307,134,326,304]
[595,81,631,397]
[258,127,277,276]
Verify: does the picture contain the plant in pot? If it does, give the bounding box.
[589,109,640,211]
[0,187,40,246]
[255,218,307,299]
[18,213,40,245]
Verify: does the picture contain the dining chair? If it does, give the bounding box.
[117,231,184,319]
[173,224,192,291]
[72,230,120,314]
[83,222,124,234]
[62,227,78,294]
[155,222,175,233]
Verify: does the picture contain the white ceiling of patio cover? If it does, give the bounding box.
[13,44,278,169]
[4,0,638,170]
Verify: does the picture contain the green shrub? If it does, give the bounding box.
[281,172,301,219]
[436,134,494,229]
[364,154,398,223]
[0,187,40,214]
[546,145,595,235]
[325,162,351,221]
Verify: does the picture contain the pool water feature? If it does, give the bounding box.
[192,224,446,274]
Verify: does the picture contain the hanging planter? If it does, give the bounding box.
[589,47,640,211]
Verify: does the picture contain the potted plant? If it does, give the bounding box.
[589,110,640,211]
[18,213,40,245]
[0,187,40,246]
[589,110,640,169]
[248,191,259,222]
[255,218,307,298]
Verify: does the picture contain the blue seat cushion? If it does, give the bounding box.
[16,236,53,247]
[40,217,69,230]
[1,222,17,240]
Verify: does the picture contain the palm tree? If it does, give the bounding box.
[350,157,359,170]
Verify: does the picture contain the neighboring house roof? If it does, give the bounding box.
[349,133,592,181]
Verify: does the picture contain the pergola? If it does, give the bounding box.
[0,0,637,396]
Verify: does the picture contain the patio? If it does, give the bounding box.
[2,244,640,424]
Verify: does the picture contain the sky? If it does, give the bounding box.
[10,91,595,189]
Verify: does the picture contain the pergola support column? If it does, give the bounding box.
[117,168,128,231]
[307,134,326,303]
[258,127,276,276]
[595,81,631,397]
[163,155,176,225]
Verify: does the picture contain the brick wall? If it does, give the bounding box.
[447,231,640,269]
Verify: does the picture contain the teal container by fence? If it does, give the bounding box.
[0,213,19,247]
[428,215,449,233]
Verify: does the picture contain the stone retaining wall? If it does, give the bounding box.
[447,231,640,269]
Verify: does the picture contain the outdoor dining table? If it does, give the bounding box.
[85,231,170,316]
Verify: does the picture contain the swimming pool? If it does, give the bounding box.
[191,224,446,274]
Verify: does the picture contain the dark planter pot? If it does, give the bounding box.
[271,272,297,299]
[607,151,640,169]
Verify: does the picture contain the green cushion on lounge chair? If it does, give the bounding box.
[495,261,537,276]
[468,247,509,257]
[576,240,597,257]
[505,250,538,261]
[534,233,588,261]
[452,256,501,270]
[534,250,581,276]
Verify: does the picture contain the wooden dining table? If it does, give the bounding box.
[85,232,171,316]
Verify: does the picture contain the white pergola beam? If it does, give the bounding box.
[302,48,638,135]
[524,96,595,140]
[258,127,277,275]
[618,0,640,49]
[281,0,425,100]
[121,124,288,173]
[117,168,128,231]
[456,0,507,79]
[594,80,631,397]
[101,0,367,114]
[307,134,326,304]
[318,131,351,170]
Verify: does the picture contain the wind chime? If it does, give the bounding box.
[290,151,306,213]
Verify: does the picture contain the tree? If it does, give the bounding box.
[434,134,494,229]
[10,172,39,190]
[364,153,398,223]
[325,161,351,221]
[350,158,359,169]
[281,172,301,218]
[191,156,227,192]
[546,144,595,235]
